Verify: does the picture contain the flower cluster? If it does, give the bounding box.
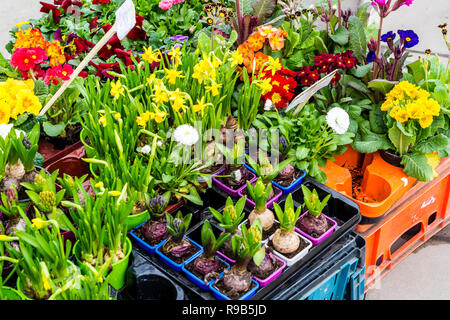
[296,51,358,86]
[0,78,42,124]
[260,67,297,109]
[381,81,440,128]
[237,25,288,73]
[200,1,234,27]
[159,0,185,11]
[371,0,414,18]
[10,27,73,85]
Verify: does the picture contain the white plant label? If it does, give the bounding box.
[116,0,136,40]
[285,69,338,115]
[401,177,408,187]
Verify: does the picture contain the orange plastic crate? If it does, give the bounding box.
[321,146,416,220]
[355,157,450,292]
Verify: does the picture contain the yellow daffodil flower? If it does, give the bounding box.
[205,82,222,97]
[164,68,184,85]
[142,46,161,64]
[110,80,125,100]
[32,218,47,229]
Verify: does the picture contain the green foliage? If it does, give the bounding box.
[200,220,230,259]
[245,178,272,211]
[231,218,265,266]
[347,16,367,63]
[209,196,246,234]
[165,210,193,241]
[273,193,301,233]
[301,185,330,218]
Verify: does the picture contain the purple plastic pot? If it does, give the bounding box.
[212,167,257,197]
[216,250,236,264]
[294,211,338,246]
[238,185,282,210]
[252,253,286,287]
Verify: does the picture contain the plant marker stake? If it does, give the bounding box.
[38,0,136,117]
[285,69,338,116]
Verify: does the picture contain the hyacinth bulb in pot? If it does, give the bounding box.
[270,194,312,266]
[209,219,265,300]
[0,123,41,200]
[156,210,201,271]
[296,185,337,245]
[244,178,278,241]
[182,220,231,290]
[0,186,27,236]
[131,194,170,254]
[209,196,247,262]
[213,140,256,196]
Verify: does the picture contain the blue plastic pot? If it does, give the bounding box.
[244,163,306,194]
[155,237,202,272]
[209,278,260,300]
[130,220,167,255]
[182,253,230,291]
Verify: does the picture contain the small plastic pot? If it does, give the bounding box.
[130,220,167,255]
[209,278,260,300]
[251,253,286,287]
[155,237,202,272]
[212,167,257,197]
[295,211,338,246]
[126,210,150,231]
[181,253,230,291]
[269,231,312,267]
[73,237,132,290]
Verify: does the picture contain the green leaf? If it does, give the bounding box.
[329,26,349,46]
[368,79,398,95]
[412,134,449,153]
[252,246,266,266]
[369,106,387,134]
[352,63,373,78]
[252,0,277,25]
[43,121,66,137]
[388,127,414,155]
[401,153,435,181]
[348,16,367,62]
[353,133,393,153]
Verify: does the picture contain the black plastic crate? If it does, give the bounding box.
[127,175,361,300]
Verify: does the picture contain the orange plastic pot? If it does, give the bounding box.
[320,146,416,219]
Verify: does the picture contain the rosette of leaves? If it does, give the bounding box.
[245,150,291,186]
[299,185,331,236]
[0,186,27,235]
[57,173,88,201]
[209,196,246,235]
[165,211,193,243]
[272,193,302,254]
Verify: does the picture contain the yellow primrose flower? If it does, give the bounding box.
[205,82,222,97]
[419,114,433,128]
[164,68,184,85]
[394,108,409,123]
[32,218,47,229]
[423,98,440,117]
[142,46,161,64]
[406,101,423,119]
[110,80,125,100]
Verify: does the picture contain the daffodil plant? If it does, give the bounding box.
[5,208,75,300]
[62,183,135,268]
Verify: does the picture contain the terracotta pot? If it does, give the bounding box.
[45,156,90,178]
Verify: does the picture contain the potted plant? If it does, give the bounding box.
[209,219,265,300]
[209,196,247,263]
[0,233,23,300]
[241,178,278,241]
[63,184,134,290]
[213,140,257,197]
[130,194,170,254]
[296,185,337,246]
[6,209,76,300]
[182,220,231,290]
[155,210,201,272]
[0,186,27,235]
[0,123,43,201]
[270,194,312,266]
[247,247,286,287]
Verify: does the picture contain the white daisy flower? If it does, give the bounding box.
[0,124,25,139]
[173,124,199,146]
[264,99,274,111]
[141,145,151,154]
[326,107,350,135]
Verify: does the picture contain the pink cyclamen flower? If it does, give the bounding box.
[371,0,386,6]
[158,0,173,10]
[172,0,185,4]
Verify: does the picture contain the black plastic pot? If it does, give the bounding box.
[379,149,403,168]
